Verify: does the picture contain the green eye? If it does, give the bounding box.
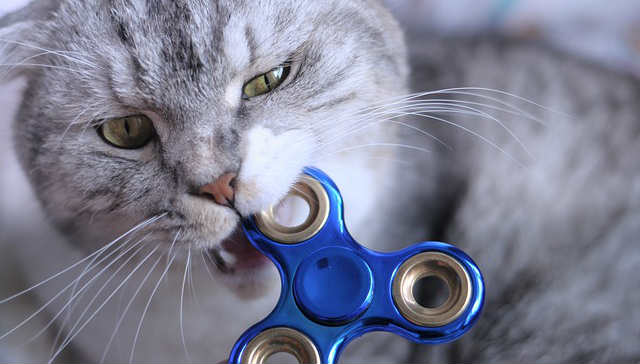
[98,115,154,149]
[243,65,291,99]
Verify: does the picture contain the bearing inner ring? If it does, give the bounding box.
[255,176,329,244]
[240,327,321,364]
[392,252,471,327]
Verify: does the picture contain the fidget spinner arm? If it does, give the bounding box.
[229,167,484,364]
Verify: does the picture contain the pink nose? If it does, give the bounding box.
[199,173,237,207]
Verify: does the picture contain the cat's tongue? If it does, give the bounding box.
[221,227,268,270]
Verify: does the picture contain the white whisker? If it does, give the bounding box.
[129,248,178,363]
[200,250,217,283]
[23,237,150,347]
[99,252,165,363]
[187,249,203,315]
[49,246,161,363]
[0,230,156,343]
[326,142,433,156]
[54,237,153,352]
[180,249,193,363]
[0,39,98,69]
[33,234,143,350]
[0,214,166,305]
[0,63,86,74]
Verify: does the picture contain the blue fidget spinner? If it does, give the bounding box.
[229,167,484,364]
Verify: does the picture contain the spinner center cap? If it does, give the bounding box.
[293,247,374,325]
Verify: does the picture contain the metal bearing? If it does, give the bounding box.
[240,327,321,364]
[255,176,329,244]
[392,252,472,327]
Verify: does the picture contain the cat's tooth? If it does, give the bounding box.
[220,250,238,266]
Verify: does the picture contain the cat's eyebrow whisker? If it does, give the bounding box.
[2,50,68,79]
[99,250,165,363]
[49,246,161,363]
[0,39,98,69]
[180,249,193,363]
[0,214,165,305]
[58,101,106,145]
[22,235,151,348]
[0,63,86,76]
[130,233,180,364]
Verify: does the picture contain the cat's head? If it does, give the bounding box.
[1,0,408,294]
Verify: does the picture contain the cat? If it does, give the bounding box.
[1,0,639,363]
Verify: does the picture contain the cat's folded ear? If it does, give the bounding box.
[0,0,60,82]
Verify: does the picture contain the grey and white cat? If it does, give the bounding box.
[1,0,639,363]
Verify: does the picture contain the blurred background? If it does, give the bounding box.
[383,0,640,76]
[2,0,640,75]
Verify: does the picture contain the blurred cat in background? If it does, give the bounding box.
[1,0,639,363]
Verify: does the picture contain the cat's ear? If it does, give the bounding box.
[0,0,60,81]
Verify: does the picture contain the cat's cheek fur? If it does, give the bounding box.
[234,125,314,217]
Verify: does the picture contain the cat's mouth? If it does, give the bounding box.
[205,225,268,274]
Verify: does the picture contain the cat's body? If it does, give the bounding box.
[391,34,640,362]
[1,0,639,363]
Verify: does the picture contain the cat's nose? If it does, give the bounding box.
[199,172,237,207]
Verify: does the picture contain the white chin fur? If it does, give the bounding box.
[234,126,313,217]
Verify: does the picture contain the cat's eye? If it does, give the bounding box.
[243,65,291,99]
[98,115,154,149]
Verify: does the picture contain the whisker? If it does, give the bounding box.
[129,250,178,364]
[324,142,433,157]
[0,214,166,305]
[200,250,217,283]
[42,234,143,352]
[99,251,165,363]
[0,63,86,75]
[437,87,574,119]
[180,249,193,363]
[315,110,523,166]
[374,104,532,159]
[49,246,161,363]
[166,230,181,266]
[187,249,203,315]
[385,98,546,125]
[54,237,153,353]
[0,39,98,69]
[0,230,155,343]
[22,236,150,347]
